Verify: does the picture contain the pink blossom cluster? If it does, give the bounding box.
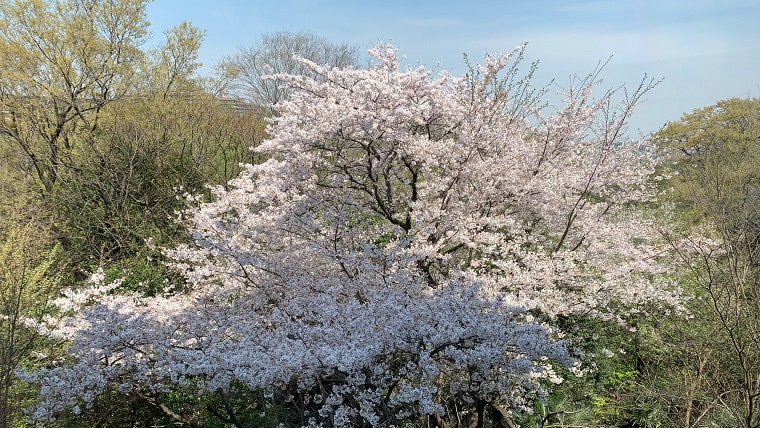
[26,44,679,426]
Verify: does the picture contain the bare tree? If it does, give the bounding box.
[223,30,360,109]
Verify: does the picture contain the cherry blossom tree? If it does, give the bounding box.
[25,44,679,427]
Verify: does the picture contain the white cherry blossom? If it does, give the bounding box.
[26,44,678,426]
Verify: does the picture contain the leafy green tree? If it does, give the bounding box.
[0,0,151,195]
[43,20,266,284]
[147,21,206,99]
[0,216,60,427]
[0,2,268,424]
[53,90,267,287]
[653,97,760,428]
[1,0,266,284]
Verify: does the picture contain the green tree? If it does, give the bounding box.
[148,21,206,99]
[0,0,151,194]
[653,97,760,428]
[1,0,265,283]
[53,90,267,287]
[0,216,60,428]
[0,3,268,424]
[42,19,266,283]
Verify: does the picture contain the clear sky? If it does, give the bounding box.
[145,0,760,138]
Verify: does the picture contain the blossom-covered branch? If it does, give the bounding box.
[26,43,678,427]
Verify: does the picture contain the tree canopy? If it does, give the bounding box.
[26,44,678,428]
[651,97,760,427]
[0,0,150,193]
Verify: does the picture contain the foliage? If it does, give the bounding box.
[0,217,60,427]
[0,1,268,424]
[26,44,679,427]
[0,0,266,287]
[652,97,760,428]
[0,0,151,194]
[49,89,267,286]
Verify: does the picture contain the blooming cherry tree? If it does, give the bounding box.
[26,44,678,427]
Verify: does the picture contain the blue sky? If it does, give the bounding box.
[146,0,760,137]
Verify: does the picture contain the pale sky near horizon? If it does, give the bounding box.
[146,0,760,138]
